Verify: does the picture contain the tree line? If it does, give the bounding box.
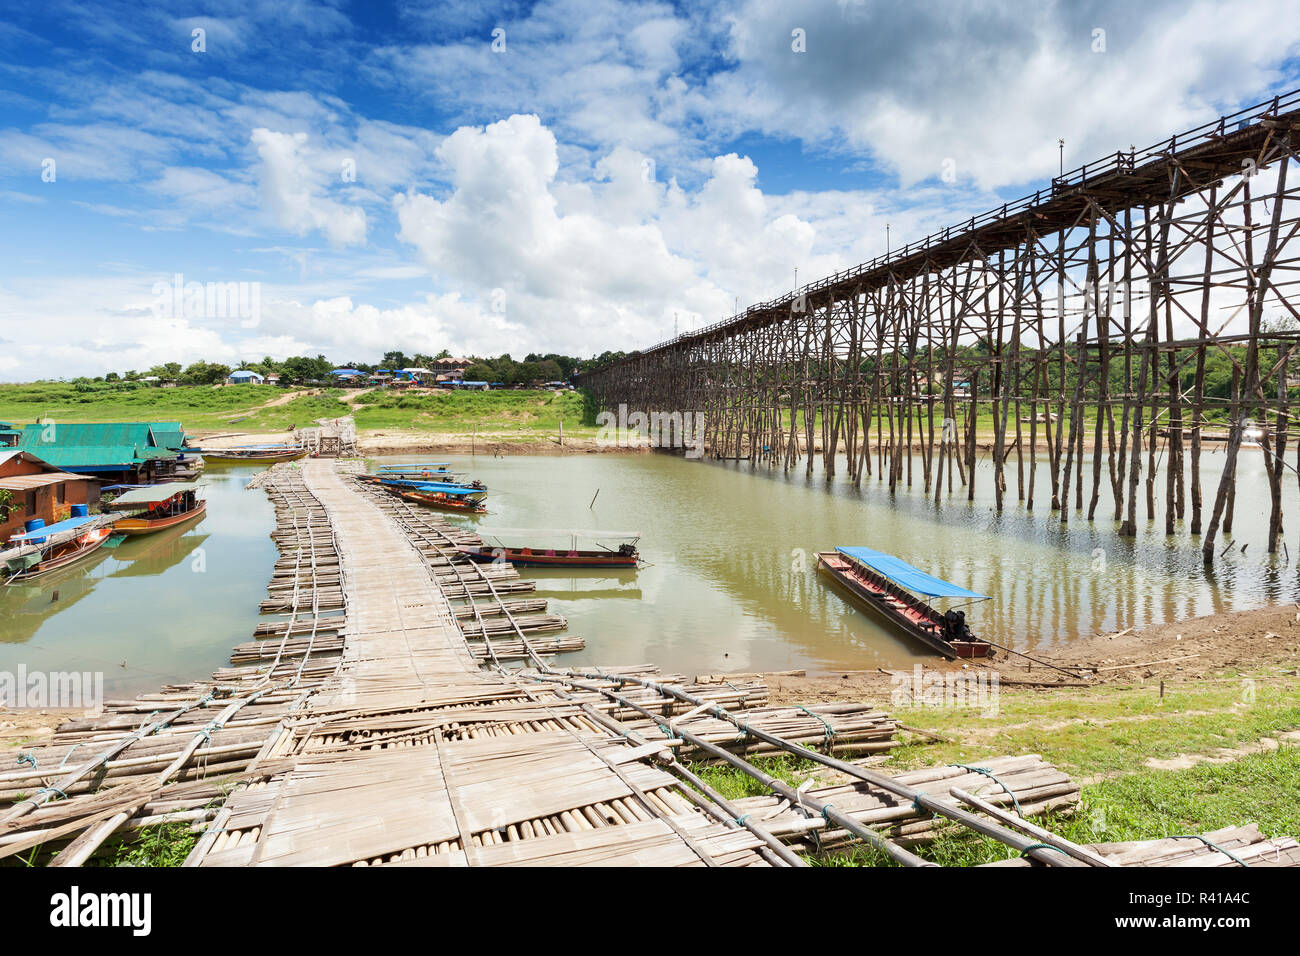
[66,350,629,388]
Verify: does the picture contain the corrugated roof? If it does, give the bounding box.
[20,423,182,468]
[22,422,153,446]
[0,471,89,491]
[105,481,202,506]
[147,422,186,450]
[19,444,177,469]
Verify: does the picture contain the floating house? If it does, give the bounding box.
[0,450,97,543]
[227,370,264,385]
[18,422,191,485]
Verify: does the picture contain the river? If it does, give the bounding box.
[0,449,1287,699]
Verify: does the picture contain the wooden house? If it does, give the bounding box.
[0,450,96,543]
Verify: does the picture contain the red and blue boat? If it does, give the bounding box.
[816,546,991,659]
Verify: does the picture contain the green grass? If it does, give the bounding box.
[352,389,597,434]
[688,751,823,801]
[688,668,1300,867]
[231,390,352,432]
[88,823,198,867]
[818,748,1300,867]
[0,382,294,430]
[881,670,1300,778]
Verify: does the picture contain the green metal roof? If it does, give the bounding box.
[19,423,183,469]
[147,422,187,450]
[105,481,203,507]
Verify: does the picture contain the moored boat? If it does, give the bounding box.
[359,473,486,491]
[816,546,991,659]
[189,444,307,464]
[459,529,641,568]
[104,482,207,536]
[4,519,114,581]
[397,487,488,514]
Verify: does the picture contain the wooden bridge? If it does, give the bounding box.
[580,89,1300,564]
[3,459,1295,867]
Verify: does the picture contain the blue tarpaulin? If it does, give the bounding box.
[836,546,988,600]
[380,479,483,495]
[9,515,95,541]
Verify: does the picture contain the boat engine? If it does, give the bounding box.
[617,543,637,556]
[941,608,973,643]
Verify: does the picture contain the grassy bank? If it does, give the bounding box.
[0,382,294,430]
[0,382,599,441]
[352,389,597,435]
[689,663,1300,865]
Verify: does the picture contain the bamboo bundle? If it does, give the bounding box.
[982,823,1300,867]
[459,613,567,639]
[631,702,897,759]
[725,754,1079,850]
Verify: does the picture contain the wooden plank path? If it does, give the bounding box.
[195,460,771,866]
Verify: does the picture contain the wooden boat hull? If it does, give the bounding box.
[112,500,207,536]
[398,490,487,514]
[6,528,112,580]
[459,545,637,568]
[816,552,990,659]
[200,449,307,464]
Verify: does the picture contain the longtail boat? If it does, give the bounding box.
[104,482,207,536]
[397,487,488,514]
[359,473,486,491]
[4,518,114,581]
[459,529,641,568]
[191,444,307,464]
[376,462,452,476]
[816,546,992,659]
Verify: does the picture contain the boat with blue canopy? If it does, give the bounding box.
[816,546,992,659]
[4,515,114,581]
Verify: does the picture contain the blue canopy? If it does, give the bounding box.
[836,546,988,600]
[331,368,363,376]
[9,515,96,542]
[382,479,483,496]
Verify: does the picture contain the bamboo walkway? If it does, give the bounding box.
[192,460,775,866]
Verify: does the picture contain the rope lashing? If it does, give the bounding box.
[1020,842,1069,858]
[796,705,835,747]
[16,753,36,770]
[1169,834,1251,867]
[16,786,67,809]
[56,743,84,769]
[957,764,1024,817]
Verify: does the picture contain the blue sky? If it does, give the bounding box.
[1,0,1298,379]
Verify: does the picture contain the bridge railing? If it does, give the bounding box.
[621,88,1300,362]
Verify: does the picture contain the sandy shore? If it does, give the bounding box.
[753,602,1300,705]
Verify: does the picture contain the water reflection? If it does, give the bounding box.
[410,447,1286,675]
[0,466,277,698]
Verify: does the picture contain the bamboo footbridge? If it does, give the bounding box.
[3,460,1294,867]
